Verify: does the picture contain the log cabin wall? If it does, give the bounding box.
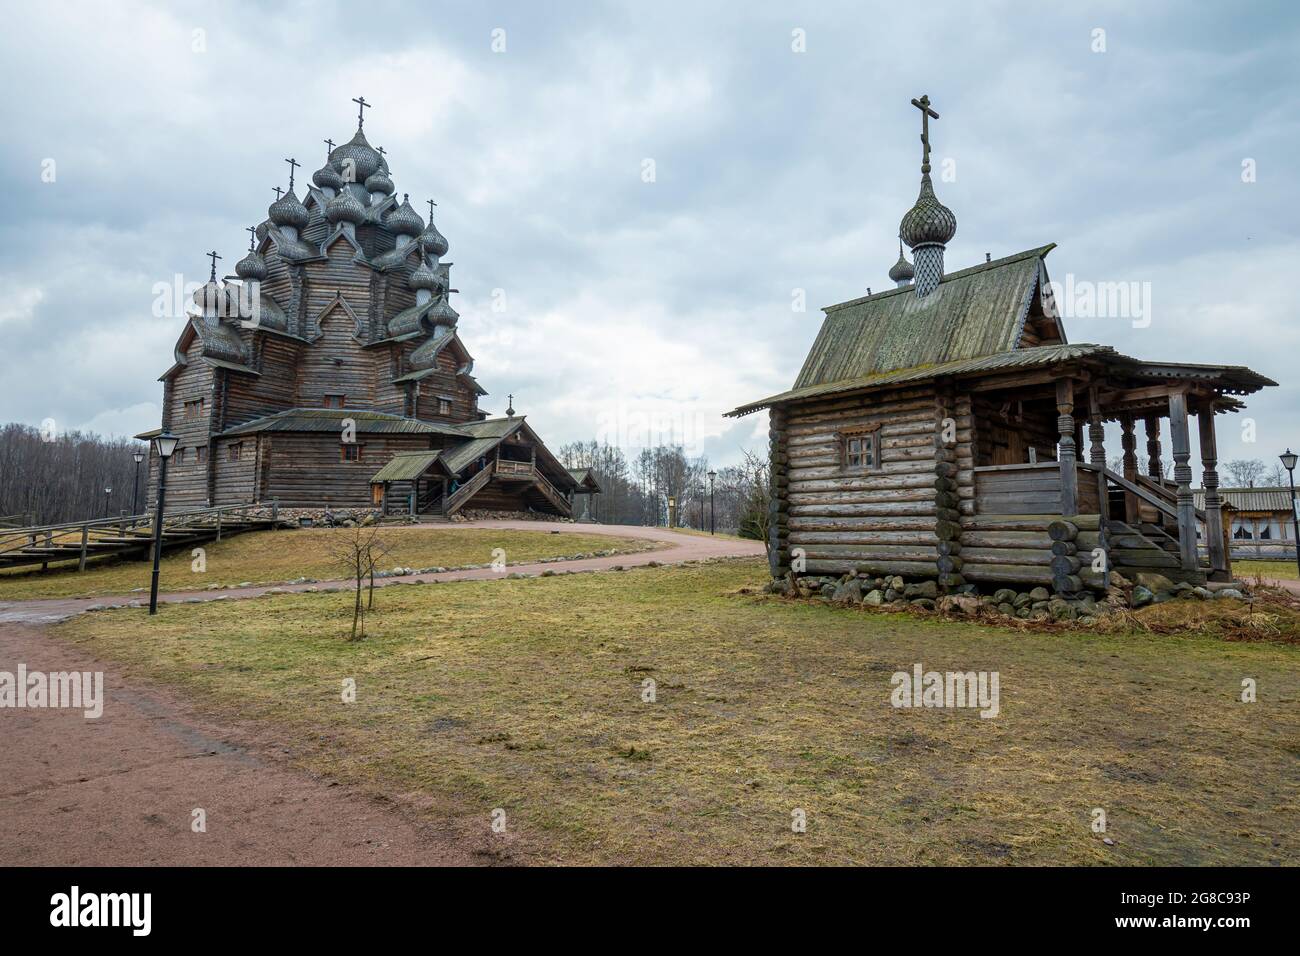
[223,336,301,426]
[785,384,953,579]
[414,349,479,424]
[971,395,1058,467]
[213,436,258,504]
[297,305,373,409]
[769,406,789,576]
[164,336,217,510]
[263,433,433,508]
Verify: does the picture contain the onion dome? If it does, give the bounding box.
[312,161,344,191]
[329,128,381,185]
[887,240,914,285]
[268,188,309,231]
[408,260,445,293]
[386,194,425,237]
[236,247,268,281]
[899,174,956,249]
[420,220,449,258]
[429,298,459,325]
[325,186,366,225]
[365,168,395,196]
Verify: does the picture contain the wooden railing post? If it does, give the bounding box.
[78,526,89,572]
[1120,414,1139,524]
[1055,378,1078,516]
[1167,391,1198,572]
[1197,402,1228,579]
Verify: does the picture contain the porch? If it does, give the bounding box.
[962,356,1274,592]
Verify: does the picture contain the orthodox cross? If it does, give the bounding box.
[352,95,371,127]
[376,145,386,158]
[426,198,437,219]
[910,94,939,174]
[284,156,300,190]
[272,186,283,200]
[206,250,222,280]
[323,138,335,158]
[245,225,257,250]
[506,393,515,417]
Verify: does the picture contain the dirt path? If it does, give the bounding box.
[0,521,763,625]
[0,621,492,865]
[0,522,761,866]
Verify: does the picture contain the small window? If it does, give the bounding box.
[323,393,346,409]
[228,442,242,462]
[174,447,186,466]
[341,444,361,462]
[195,446,207,466]
[437,397,452,416]
[184,399,205,420]
[842,429,878,472]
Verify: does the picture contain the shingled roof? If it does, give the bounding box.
[793,245,1056,390]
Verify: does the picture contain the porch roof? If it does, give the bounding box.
[369,450,445,483]
[726,343,1275,417]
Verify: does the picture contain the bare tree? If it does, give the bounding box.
[330,525,391,640]
[0,422,148,524]
[1224,459,1267,488]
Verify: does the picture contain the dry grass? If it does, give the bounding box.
[1235,559,1300,582]
[0,527,654,600]
[52,558,1299,866]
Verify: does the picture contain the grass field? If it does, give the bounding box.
[53,558,1300,866]
[0,527,654,600]
[1235,559,1299,581]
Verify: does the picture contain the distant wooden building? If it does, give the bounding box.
[138,104,578,518]
[1195,487,1297,558]
[728,95,1275,592]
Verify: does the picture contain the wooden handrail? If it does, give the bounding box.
[1102,469,1205,524]
[0,503,270,557]
[444,463,494,514]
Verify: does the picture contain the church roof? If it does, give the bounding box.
[794,245,1057,390]
[218,408,466,437]
[369,450,447,482]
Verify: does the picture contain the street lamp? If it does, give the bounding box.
[148,432,179,615]
[103,486,112,518]
[131,450,145,517]
[707,469,717,535]
[1281,449,1300,578]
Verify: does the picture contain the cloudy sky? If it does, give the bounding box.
[2,1,1298,472]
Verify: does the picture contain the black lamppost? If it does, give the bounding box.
[131,450,145,517]
[707,469,717,535]
[103,486,112,518]
[1281,449,1300,577]
[148,432,179,615]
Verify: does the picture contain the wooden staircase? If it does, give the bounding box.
[1105,519,1206,584]
[443,464,494,515]
[0,504,291,573]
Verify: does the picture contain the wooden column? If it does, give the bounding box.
[933,382,964,591]
[1144,415,1163,480]
[1197,403,1229,579]
[1120,414,1139,524]
[1056,378,1078,516]
[768,407,790,577]
[1167,391,1198,571]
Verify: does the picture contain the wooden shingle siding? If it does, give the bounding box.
[163,337,216,510]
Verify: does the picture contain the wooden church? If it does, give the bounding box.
[729,95,1275,594]
[138,99,580,519]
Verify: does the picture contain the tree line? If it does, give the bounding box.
[0,423,148,526]
[557,440,769,537]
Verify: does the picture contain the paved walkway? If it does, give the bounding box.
[0,522,761,865]
[0,520,764,626]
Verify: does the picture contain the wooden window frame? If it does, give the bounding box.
[323,393,346,410]
[839,424,881,473]
[340,443,363,463]
[227,442,242,462]
[437,396,453,416]
[183,398,205,420]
